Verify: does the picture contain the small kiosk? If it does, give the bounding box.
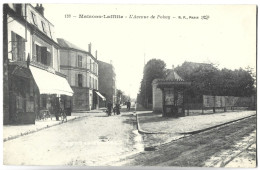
[152,67,191,117]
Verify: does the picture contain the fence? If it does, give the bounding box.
[185,95,256,116]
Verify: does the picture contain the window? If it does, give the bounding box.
[89,76,92,88]
[35,44,51,66]
[11,32,25,61]
[78,74,83,87]
[31,12,37,26]
[41,21,47,33]
[78,55,82,68]
[89,60,92,71]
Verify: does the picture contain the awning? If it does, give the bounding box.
[30,66,74,96]
[95,91,106,101]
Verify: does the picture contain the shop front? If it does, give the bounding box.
[30,65,74,120]
[8,63,36,124]
[8,62,73,124]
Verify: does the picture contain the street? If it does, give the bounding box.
[115,115,256,167]
[3,111,256,167]
[4,112,143,166]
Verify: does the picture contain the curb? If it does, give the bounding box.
[179,114,256,135]
[3,115,89,142]
[135,113,168,134]
[135,113,256,135]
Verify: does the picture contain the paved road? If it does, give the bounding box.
[3,112,143,166]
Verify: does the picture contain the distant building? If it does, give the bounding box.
[3,4,73,124]
[98,60,116,107]
[58,39,102,111]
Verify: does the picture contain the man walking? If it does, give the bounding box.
[107,101,112,116]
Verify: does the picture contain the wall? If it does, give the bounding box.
[72,87,89,111]
[98,60,115,105]
[152,81,163,112]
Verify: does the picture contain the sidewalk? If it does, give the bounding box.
[136,110,256,134]
[3,109,105,142]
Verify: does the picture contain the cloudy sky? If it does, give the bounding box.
[42,4,256,98]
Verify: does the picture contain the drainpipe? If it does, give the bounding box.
[24,4,28,42]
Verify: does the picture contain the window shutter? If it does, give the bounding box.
[11,32,17,61]
[46,51,51,66]
[75,73,78,87]
[21,37,25,61]
[41,47,47,65]
[36,45,41,62]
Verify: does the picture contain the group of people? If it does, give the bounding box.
[106,101,121,116]
[106,100,132,116]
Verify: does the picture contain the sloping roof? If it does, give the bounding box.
[153,67,191,87]
[165,69,184,81]
[57,38,86,52]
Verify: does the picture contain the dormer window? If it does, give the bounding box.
[31,12,37,26]
[41,21,47,33]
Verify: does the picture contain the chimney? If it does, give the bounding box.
[35,4,44,16]
[88,43,92,54]
[95,50,97,59]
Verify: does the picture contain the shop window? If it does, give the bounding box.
[11,32,25,61]
[78,74,83,87]
[78,55,82,68]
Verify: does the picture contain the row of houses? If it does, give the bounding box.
[3,4,117,125]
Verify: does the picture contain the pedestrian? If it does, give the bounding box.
[127,101,131,111]
[54,98,60,121]
[107,101,112,116]
[115,103,121,115]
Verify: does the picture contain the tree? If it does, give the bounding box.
[137,59,167,108]
[175,61,255,98]
[116,89,129,104]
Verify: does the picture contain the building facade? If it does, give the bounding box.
[3,4,73,124]
[98,60,116,107]
[58,39,100,111]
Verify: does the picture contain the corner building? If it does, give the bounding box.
[58,39,101,111]
[3,4,73,124]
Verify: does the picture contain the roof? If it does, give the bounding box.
[165,69,184,81]
[57,38,86,52]
[152,67,191,87]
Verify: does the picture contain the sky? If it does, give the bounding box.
[41,4,256,99]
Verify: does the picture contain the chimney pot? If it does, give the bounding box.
[35,3,44,16]
[88,43,92,54]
